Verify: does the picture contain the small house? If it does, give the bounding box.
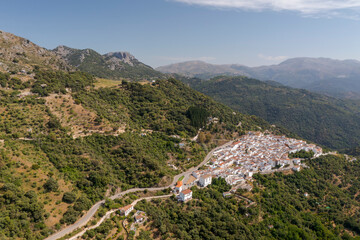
[192,170,201,179]
[175,180,183,192]
[119,204,134,216]
[199,174,212,187]
[223,192,232,198]
[292,165,301,172]
[179,189,192,202]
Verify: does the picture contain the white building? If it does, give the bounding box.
[199,174,212,187]
[179,189,192,202]
[192,170,201,179]
[293,158,301,165]
[119,204,134,216]
[175,181,183,192]
[292,165,301,172]
[260,164,272,172]
[245,171,253,179]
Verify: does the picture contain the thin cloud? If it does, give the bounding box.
[172,0,360,17]
[258,54,288,62]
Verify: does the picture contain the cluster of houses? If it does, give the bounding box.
[173,173,214,202]
[184,131,322,191]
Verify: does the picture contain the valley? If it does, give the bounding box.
[181,76,360,150]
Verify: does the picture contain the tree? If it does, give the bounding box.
[62,192,76,204]
[43,178,58,192]
[198,132,206,143]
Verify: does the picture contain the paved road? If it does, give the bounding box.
[45,140,232,240]
[68,194,172,240]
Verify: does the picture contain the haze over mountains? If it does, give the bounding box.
[157,58,360,99]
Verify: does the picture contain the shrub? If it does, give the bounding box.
[62,192,76,204]
[43,178,59,192]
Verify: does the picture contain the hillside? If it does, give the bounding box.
[182,76,360,149]
[53,46,163,81]
[157,58,360,99]
[0,62,286,239]
[0,30,70,73]
[2,31,360,240]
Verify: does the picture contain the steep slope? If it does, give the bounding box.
[157,58,360,99]
[53,46,163,80]
[182,76,360,149]
[0,30,71,73]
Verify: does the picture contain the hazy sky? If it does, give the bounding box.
[1,0,360,67]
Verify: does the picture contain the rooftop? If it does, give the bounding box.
[176,181,183,188]
[181,189,192,195]
[120,204,133,211]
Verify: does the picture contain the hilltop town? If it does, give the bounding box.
[181,131,323,193]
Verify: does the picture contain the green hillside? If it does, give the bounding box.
[53,46,163,80]
[0,67,287,239]
[182,76,360,149]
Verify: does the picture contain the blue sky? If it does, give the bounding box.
[1,0,360,67]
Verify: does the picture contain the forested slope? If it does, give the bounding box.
[0,68,286,239]
[182,76,360,149]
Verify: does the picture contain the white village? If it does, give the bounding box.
[173,131,323,202]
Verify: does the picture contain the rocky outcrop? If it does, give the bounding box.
[0,30,71,72]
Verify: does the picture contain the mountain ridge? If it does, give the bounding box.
[0,30,71,72]
[157,58,360,99]
[181,75,360,149]
[53,45,163,80]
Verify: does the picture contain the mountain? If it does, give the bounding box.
[0,31,290,239]
[157,58,360,99]
[53,45,163,80]
[156,60,245,79]
[182,76,360,150]
[2,31,360,240]
[0,30,71,72]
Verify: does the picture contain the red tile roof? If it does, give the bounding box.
[176,181,183,188]
[181,189,192,195]
[120,204,133,211]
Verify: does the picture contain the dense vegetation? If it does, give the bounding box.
[31,69,95,96]
[75,78,285,137]
[289,150,314,159]
[342,147,360,157]
[0,177,47,239]
[182,76,360,149]
[139,155,360,239]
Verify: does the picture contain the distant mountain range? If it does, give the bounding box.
[53,46,163,80]
[0,30,163,81]
[157,58,360,99]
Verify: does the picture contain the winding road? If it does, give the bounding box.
[45,140,233,240]
[68,194,172,240]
